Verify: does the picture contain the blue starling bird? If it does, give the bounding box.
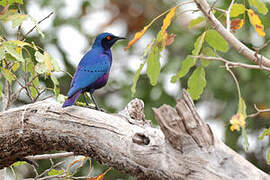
[62,32,125,110]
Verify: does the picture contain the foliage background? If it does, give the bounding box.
[1,0,270,179]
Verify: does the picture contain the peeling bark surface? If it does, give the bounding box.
[0,90,269,180]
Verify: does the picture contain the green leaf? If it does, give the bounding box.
[187,66,206,100]
[258,128,270,140]
[10,14,27,28]
[0,0,23,6]
[0,46,4,60]
[0,83,2,98]
[35,63,46,74]
[242,127,249,152]
[29,15,45,38]
[3,42,24,62]
[238,97,247,117]
[1,67,16,83]
[12,161,27,167]
[51,58,60,72]
[230,3,246,17]
[147,44,160,86]
[267,148,270,164]
[200,47,215,67]
[192,32,206,56]
[248,0,268,15]
[50,73,59,86]
[29,86,38,98]
[35,51,45,63]
[171,56,196,83]
[48,169,64,176]
[11,62,20,72]
[131,62,145,96]
[56,94,66,103]
[189,16,205,29]
[205,30,229,52]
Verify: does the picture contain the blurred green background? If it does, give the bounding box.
[1,0,270,179]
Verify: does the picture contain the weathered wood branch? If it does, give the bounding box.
[0,90,269,179]
[194,0,270,68]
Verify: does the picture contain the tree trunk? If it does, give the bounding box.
[0,90,269,180]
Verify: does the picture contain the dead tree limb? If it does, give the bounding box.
[0,91,269,179]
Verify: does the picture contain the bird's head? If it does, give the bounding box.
[93,32,126,50]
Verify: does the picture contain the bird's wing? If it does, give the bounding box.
[67,61,110,97]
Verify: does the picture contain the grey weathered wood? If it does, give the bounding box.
[0,91,269,180]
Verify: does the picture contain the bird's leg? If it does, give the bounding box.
[82,93,89,106]
[90,92,101,111]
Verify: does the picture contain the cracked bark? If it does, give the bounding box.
[0,90,269,180]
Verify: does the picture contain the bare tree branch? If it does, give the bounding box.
[0,94,269,179]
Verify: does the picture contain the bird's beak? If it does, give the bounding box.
[115,36,126,40]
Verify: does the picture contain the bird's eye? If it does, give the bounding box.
[106,36,111,40]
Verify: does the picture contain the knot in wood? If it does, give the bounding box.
[132,133,150,145]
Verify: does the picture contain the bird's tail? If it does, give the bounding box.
[62,90,82,108]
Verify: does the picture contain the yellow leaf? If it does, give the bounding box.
[124,24,151,50]
[44,52,53,73]
[87,168,112,180]
[230,19,244,32]
[230,113,246,131]
[10,40,31,47]
[161,7,176,34]
[248,9,265,36]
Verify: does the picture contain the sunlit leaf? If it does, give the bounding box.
[131,62,145,96]
[187,66,206,100]
[248,9,266,36]
[0,0,23,6]
[192,32,206,56]
[57,94,66,103]
[189,16,205,29]
[205,30,229,52]
[230,3,246,17]
[51,57,60,72]
[258,128,270,140]
[35,51,44,63]
[29,15,45,38]
[248,0,268,15]
[161,7,176,34]
[12,161,27,167]
[11,62,20,72]
[44,52,53,73]
[171,56,196,83]
[50,73,59,86]
[3,42,24,62]
[48,169,64,176]
[1,67,16,83]
[35,63,46,74]
[10,14,27,28]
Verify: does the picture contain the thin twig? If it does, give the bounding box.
[191,55,270,72]
[226,0,235,31]
[26,152,74,161]
[247,104,270,118]
[17,4,22,40]
[23,12,54,40]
